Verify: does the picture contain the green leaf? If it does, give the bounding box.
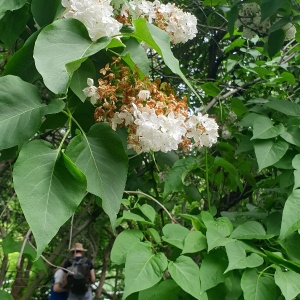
[122,37,150,77]
[264,250,300,273]
[293,155,300,190]
[146,228,161,244]
[261,0,287,21]
[241,269,276,300]
[0,0,27,19]
[3,30,40,83]
[122,211,148,223]
[274,267,300,300]
[280,72,296,85]
[280,189,300,239]
[70,59,96,102]
[168,256,201,299]
[0,75,46,150]
[227,5,239,36]
[162,224,189,249]
[138,279,181,300]
[131,18,201,99]
[202,211,233,237]
[31,0,61,27]
[267,28,285,58]
[224,271,243,299]
[264,99,300,116]
[206,227,231,252]
[254,139,289,171]
[13,140,87,257]
[34,18,112,94]
[65,123,128,227]
[44,99,66,115]
[279,232,300,263]
[0,291,14,300]
[199,249,228,293]
[163,157,198,198]
[251,116,284,140]
[225,240,264,273]
[200,82,221,97]
[110,229,143,265]
[231,221,274,240]
[138,204,156,223]
[123,248,168,299]
[280,126,300,147]
[0,6,29,48]
[182,231,207,254]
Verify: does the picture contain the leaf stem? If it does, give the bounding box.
[124,190,177,223]
[205,149,211,212]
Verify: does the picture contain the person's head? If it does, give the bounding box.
[69,242,87,257]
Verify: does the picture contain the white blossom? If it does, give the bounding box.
[111,111,134,130]
[131,104,187,153]
[137,90,151,100]
[62,0,122,41]
[83,78,99,104]
[186,113,219,148]
[120,0,197,44]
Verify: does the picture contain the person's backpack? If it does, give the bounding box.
[66,257,90,295]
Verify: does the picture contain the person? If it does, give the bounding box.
[49,268,68,300]
[64,242,95,300]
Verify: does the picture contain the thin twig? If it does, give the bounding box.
[69,213,75,250]
[124,190,177,223]
[27,240,72,274]
[17,229,32,269]
[0,192,16,219]
[205,78,261,111]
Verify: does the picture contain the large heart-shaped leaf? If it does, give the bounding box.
[13,140,87,257]
[34,18,112,94]
[138,279,182,300]
[241,269,276,300]
[264,98,300,116]
[168,255,201,299]
[280,189,300,239]
[225,240,264,273]
[251,116,284,140]
[65,123,128,227]
[231,221,274,240]
[182,231,207,254]
[0,75,46,150]
[254,139,289,171]
[274,267,300,300]
[162,223,190,249]
[123,246,168,299]
[199,249,228,293]
[110,229,143,265]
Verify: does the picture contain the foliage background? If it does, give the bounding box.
[1,0,300,299]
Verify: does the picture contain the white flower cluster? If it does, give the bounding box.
[235,3,270,39]
[235,2,296,40]
[121,0,198,44]
[132,104,187,153]
[61,0,197,44]
[113,102,219,154]
[185,114,219,148]
[61,0,122,41]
